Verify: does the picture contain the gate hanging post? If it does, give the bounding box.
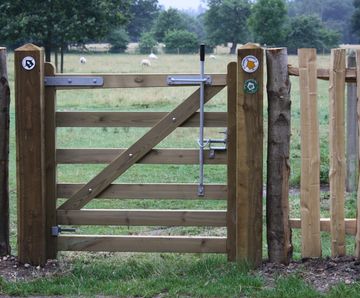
[236,43,264,267]
[15,44,47,265]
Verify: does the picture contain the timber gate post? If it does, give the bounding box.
[236,44,264,267]
[15,44,47,265]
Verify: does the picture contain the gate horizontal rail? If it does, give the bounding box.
[46,73,227,89]
[58,235,227,253]
[57,183,227,200]
[56,111,227,127]
[57,209,227,226]
[56,148,227,164]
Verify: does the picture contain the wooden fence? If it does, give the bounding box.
[15,43,264,266]
[14,43,360,267]
[288,48,360,258]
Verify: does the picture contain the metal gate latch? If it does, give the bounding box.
[51,225,76,236]
[207,130,227,159]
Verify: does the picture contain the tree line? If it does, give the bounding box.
[0,0,359,63]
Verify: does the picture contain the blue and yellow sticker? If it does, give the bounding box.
[241,55,259,73]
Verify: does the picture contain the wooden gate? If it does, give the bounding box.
[15,43,263,266]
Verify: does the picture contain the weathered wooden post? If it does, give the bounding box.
[15,44,47,265]
[298,48,321,258]
[236,44,263,267]
[329,48,346,257]
[346,50,358,193]
[266,48,292,264]
[0,47,10,256]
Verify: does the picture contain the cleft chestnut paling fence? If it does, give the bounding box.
[15,43,264,266]
[287,48,360,259]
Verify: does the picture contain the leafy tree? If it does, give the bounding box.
[352,0,360,40]
[108,28,130,53]
[285,15,340,53]
[138,32,158,54]
[248,0,288,46]
[152,8,187,42]
[164,30,199,54]
[204,0,251,54]
[127,0,160,41]
[181,13,206,41]
[0,0,130,61]
[288,0,354,43]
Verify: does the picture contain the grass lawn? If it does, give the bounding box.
[1,50,359,297]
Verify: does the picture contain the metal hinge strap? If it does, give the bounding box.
[44,76,104,87]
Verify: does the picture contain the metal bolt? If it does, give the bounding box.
[88,188,92,193]
[172,117,176,122]
[129,153,133,157]
[93,79,97,84]
[68,79,72,84]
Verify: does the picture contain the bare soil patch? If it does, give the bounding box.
[258,256,360,292]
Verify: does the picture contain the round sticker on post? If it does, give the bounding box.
[22,56,36,71]
[244,79,259,94]
[241,55,259,73]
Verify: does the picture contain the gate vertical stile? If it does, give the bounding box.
[226,62,237,261]
[44,62,57,259]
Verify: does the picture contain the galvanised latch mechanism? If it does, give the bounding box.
[51,225,76,236]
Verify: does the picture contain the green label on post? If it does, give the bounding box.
[244,79,258,94]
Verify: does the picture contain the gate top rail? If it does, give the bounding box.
[44,73,227,89]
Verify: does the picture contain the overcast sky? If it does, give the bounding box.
[158,0,204,10]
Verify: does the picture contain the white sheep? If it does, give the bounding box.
[209,54,216,60]
[141,59,151,67]
[80,56,87,64]
[148,53,158,60]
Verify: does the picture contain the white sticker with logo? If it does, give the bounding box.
[22,56,36,71]
[241,55,259,73]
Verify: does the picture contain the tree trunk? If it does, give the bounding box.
[45,46,51,62]
[230,42,237,54]
[0,48,10,256]
[55,48,59,71]
[60,45,64,73]
[266,48,292,264]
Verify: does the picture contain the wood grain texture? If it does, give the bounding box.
[58,235,227,253]
[329,48,346,257]
[266,48,292,264]
[298,48,321,258]
[15,44,46,265]
[44,63,57,259]
[288,65,356,83]
[56,112,227,128]
[355,50,360,259]
[57,183,227,200]
[59,86,224,210]
[56,148,227,164]
[290,218,356,235]
[0,48,10,256]
[236,44,263,267]
[346,52,358,192]
[57,209,226,227]
[48,73,226,89]
[226,62,237,261]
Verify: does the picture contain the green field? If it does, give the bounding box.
[1,51,359,297]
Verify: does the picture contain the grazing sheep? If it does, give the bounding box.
[148,53,158,60]
[209,54,216,59]
[141,59,151,67]
[80,56,87,64]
